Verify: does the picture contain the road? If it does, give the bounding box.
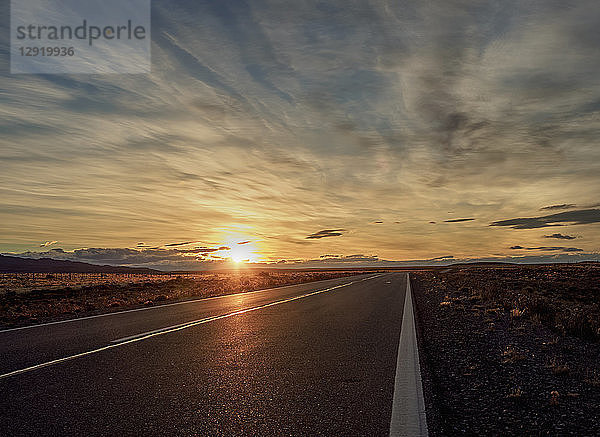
[0,273,420,436]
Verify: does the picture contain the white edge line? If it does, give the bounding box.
[0,274,384,380]
[0,274,373,334]
[389,273,428,437]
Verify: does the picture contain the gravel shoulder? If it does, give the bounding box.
[412,265,600,436]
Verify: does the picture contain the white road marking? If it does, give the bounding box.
[0,275,383,380]
[389,273,428,437]
[0,275,369,334]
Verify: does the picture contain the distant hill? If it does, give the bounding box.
[0,255,160,274]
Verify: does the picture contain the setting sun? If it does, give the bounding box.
[230,244,252,263]
[220,235,260,264]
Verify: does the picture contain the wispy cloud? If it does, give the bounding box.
[163,241,202,247]
[179,247,219,253]
[39,240,58,247]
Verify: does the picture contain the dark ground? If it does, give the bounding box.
[412,265,600,436]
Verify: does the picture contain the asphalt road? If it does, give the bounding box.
[0,272,408,436]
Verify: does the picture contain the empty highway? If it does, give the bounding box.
[0,273,425,436]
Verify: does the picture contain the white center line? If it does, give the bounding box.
[389,273,428,437]
[0,274,383,380]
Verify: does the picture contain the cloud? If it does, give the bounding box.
[263,252,599,269]
[164,241,201,247]
[337,254,379,262]
[544,233,576,240]
[6,244,234,269]
[175,245,230,254]
[491,209,600,229]
[40,240,58,247]
[294,253,380,263]
[510,246,583,252]
[178,247,219,253]
[444,218,475,223]
[540,204,576,211]
[237,240,251,245]
[306,229,346,239]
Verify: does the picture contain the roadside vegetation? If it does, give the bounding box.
[440,265,600,342]
[413,264,600,435]
[0,270,371,328]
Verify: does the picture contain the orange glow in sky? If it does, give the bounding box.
[219,233,261,263]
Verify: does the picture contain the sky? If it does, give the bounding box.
[1,0,600,270]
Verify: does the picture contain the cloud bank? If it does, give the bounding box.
[4,247,598,271]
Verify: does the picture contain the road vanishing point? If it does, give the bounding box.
[0,273,427,436]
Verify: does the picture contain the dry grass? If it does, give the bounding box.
[506,387,523,399]
[510,307,526,318]
[0,270,371,327]
[584,370,600,387]
[501,345,527,363]
[547,358,571,376]
[423,265,600,342]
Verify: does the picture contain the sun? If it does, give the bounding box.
[216,231,262,264]
[230,246,248,263]
[228,241,257,263]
